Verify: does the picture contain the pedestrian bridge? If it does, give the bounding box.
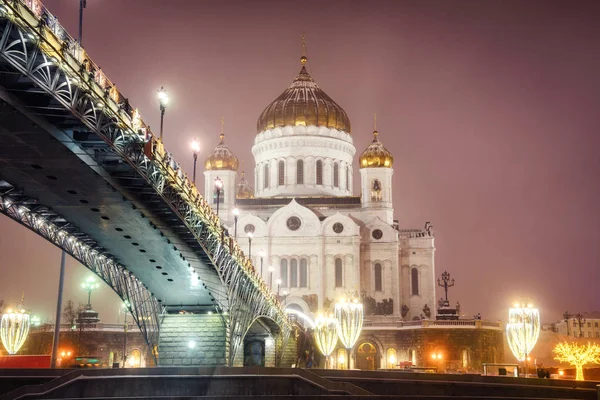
[0,0,291,366]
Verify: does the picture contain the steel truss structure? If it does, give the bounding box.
[0,182,163,359]
[0,0,291,365]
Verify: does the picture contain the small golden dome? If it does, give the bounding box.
[236,171,254,199]
[359,130,393,168]
[205,133,239,171]
[256,57,351,134]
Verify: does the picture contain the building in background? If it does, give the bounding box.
[203,52,503,370]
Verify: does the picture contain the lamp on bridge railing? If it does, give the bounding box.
[157,86,169,141]
[232,207,240,239]
[258,249,265,277]
[214,177,223,217]
[191,138,200,186]
[246,231,253,260]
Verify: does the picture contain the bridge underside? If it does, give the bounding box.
[0,1,292,365]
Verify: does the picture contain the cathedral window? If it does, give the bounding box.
[290,259,298,287]
[411,268,419,296]
[346,166,349,190]
[371,179,382,202]
[296,159,304,184]
[335,258,343,287]
[333,162,339,187]
[278,160,285,186]
[300,258,308,287]
[374,263,382,291]
[263,164,269,189]
[280,259,288,288]
[316,160,323,185]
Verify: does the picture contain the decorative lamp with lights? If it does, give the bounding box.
[334,297,364,368]
[313,314,338,368]
[506,303,540,362]
[1,307,31,355]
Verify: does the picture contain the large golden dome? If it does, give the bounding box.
[256,57,351,133]
[205,133,239,171]
[359,130,393,168]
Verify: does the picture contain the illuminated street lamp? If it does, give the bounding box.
[506,302,540,377]
[81,277,100,308]
[157,86,168,141]
[276,278,282,296]
[120,302,132,367]
[31,316,41,327]
[191,138,200,186]
[214,177,223,217]
[334,297,364,369]
[232,207,240,239]
[258,249,266,277]
[1,307,30,355]
[247,231,253,259]
[313,314,339,369]
[431,352,443,372]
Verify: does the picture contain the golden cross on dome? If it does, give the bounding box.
[301,33,307,65]
[373,113,379,137]
[220,116,225,140]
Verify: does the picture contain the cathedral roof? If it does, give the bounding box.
[256,56,351,134]
[204,132,239,171]
[359,129,393,169]
[236,171,254,199]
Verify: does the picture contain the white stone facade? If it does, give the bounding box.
[206,123,436,322]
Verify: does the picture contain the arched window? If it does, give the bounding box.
[371,179,382,202]
[335,258,343,287]
[411,268,419,296]
[409,349,417,366]
[263,164,269,189]
[386,348,397,369]
[296,160,304,184]
[278,160,285,186]
[374,263,382,291]
[346,166,349,190]
[290,259,298,288]
[300,258,308,287]
[316,160,323,185]
[461,349,469,369]
[280,259,288,287]
[333,162,339,187]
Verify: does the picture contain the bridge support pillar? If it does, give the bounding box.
[158,314,227,366]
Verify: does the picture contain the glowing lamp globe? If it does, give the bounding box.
[506,304,540,362]
[1,309,31,355]
[313,315,338,358]
[334,298,364,349]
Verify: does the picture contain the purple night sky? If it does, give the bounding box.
[1,0,599,325]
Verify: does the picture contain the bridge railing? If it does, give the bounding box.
[3,0,288,326]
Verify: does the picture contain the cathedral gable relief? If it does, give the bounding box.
[361,290,393,316]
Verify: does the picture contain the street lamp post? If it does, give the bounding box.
[191,138,200,186]
[214,177,223,217]
[157,87,168,141]
[247,232,253,260]
[78,0,87,45]
[276,278,282,296]
[232,208,239,239]
[258,249,265,277]
[268,265,274,291]
[81,277,100,308]
[563,311,571,337]
[120,303,130,368]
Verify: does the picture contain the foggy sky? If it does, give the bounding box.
[1,0,599,325]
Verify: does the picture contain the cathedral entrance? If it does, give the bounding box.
[355,342,379,370]
[243,339,265,367]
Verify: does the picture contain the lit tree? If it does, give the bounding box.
[553,342,600,381]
